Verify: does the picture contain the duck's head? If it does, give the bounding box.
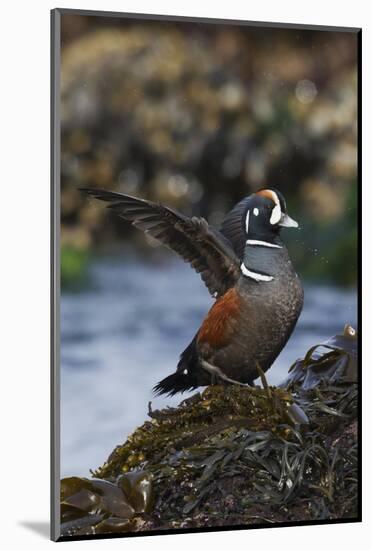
[220,188,300,283]
[244,188,298,240]
[221,188,299,254]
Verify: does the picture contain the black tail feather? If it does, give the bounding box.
[153,371,197,397]
[153,335,200,396]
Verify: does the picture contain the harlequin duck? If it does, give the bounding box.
[82,187,304,395]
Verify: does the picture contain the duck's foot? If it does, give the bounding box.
[201,360,251,387]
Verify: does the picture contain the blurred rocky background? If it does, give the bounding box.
[60,14,358,287]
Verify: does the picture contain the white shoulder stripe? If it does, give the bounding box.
[246,239,282,249]
[241,263,274,282]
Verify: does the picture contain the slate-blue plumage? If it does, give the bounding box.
[82,187,303,396]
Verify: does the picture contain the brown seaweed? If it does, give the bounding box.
[60,472,153,536]
[282,325,357,390]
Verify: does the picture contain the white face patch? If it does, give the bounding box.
[245,210,250,234]
[253,208,259,216]
[270,204,281,225]
[268,190,282,225]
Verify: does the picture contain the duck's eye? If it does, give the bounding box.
[253,208,259,216]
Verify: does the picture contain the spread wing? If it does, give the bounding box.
[82,188,240,298]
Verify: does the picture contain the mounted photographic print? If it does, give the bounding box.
[51,8,361,542]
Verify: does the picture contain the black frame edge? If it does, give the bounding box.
[51,7,61,543]
[58,516,361,543]
[55,7,361,33]
[356,27,362,523]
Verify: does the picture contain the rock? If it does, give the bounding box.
[60,326,358,536]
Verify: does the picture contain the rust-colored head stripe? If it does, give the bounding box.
[256,189,278,204]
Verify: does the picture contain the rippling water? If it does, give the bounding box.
[60,256,357,477]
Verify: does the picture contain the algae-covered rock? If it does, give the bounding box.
[60,326,358,536]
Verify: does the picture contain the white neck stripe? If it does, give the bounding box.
[241,263,274,282]
[246,239,282,249]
